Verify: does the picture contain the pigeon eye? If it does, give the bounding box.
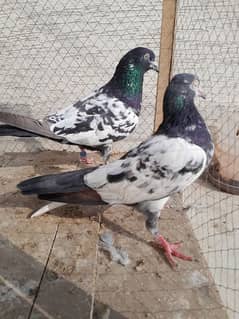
[144,53,150,61]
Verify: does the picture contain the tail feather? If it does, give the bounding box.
[0,125,39,137]
[30,202,66,218]
[38,190,106,205]
[17,167,97,195]
[18,166,106,206]
[0,111,62,141]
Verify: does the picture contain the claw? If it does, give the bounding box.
[154,235,192,267]
[79,157,94,164]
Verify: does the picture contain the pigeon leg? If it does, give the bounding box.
[101,144,112,164]
[138,199,192,267]
[79,147,94,164]
[154,234,192,267]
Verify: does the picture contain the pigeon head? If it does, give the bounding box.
[162,73,205,118]
[155,73,207,136]
[156,73,212,157]
[117,47,158,73]
[170,73,206,100]
[104,47,158,113]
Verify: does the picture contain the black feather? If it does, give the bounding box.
[107,172,126,183]
[38,191,107,205]
[17,167,97,195]
[0,125,40,137]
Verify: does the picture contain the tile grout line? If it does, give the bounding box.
[27,223,60,319]
[89,214,102,319]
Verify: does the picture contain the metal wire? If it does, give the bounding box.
[0,0,238,318]
[172,0,239,318]
[0,0,162,154]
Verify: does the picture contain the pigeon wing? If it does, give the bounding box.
[46,92,138,146]
[84,135,207,204]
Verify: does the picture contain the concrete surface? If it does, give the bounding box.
[0,151,228,319]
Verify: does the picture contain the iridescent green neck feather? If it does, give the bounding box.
[174,95,185,110]
[120,64,144,97]
[105,63,144,113]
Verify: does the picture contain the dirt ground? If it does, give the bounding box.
[0,151,228,319]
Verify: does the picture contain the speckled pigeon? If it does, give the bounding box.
[17,73,214,267]
[0,47,158,163]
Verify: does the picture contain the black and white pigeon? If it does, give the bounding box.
[0,47,158,163]
[17,73,214,267]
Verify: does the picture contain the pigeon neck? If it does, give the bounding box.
[105,64,144,113]
[161,89,197,125]
[155,88,212,154]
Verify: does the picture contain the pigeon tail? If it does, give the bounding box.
[17,167,97,195]
[0,111,62,141]
[38,189,107,205]
[0,125,39,137]
[17,166,106,206]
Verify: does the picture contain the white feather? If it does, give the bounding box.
[47,92,138,147]
[30,202,66,218]
[84,135,207,204]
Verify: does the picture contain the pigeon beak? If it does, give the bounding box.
[197,87,206,99]
[149,61,159,73]
[193,86,206,99]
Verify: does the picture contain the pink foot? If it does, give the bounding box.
[79,156,94,164]
[79,149,94,165]
[154,235,192,267]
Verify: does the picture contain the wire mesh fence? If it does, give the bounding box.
[0,0,239,318]
[0,0,162,155]
[172,0,239,318]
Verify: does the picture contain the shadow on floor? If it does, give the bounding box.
[0,190,148,246]
[0,234,127,319]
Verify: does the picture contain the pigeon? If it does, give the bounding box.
[0,47,158,163]
[17,73,214,267]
